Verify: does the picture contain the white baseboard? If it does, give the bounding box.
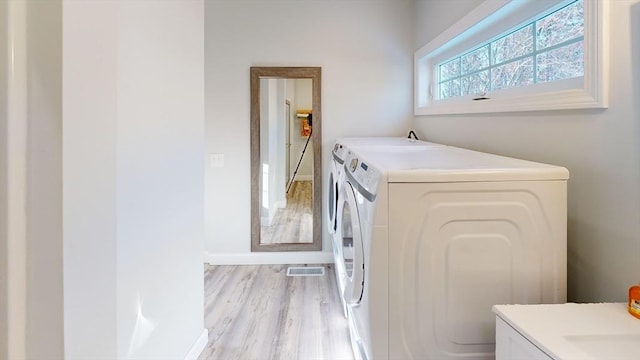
[184,329,208,360]
[204,251,334,265]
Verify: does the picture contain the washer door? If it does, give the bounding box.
[326,160,339,234]
[340,181,365,304]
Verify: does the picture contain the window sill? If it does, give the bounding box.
[415,87,608,116]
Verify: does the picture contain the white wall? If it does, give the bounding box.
[413,0,480,50]
[275,79,287,206]
[290,79,313,181]
[205,0,414,262]
[0,0,8,353]
[285,79,295,187]
[260,79,280,225]
[63,2,118,355]
[63,1,206,359]
[0,1,14,357]
[413,0,640,302]
[26,0,64,358]
[2,2,66,357]
[2,1,28,358]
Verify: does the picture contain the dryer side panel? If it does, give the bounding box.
[388,181,567,360]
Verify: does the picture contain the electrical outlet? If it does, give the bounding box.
[210,153,224,168]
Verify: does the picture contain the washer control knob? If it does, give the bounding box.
[349,158,358,172]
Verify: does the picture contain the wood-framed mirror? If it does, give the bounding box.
[250,67,322,252]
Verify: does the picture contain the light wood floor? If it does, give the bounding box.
[261,181,313,244]
[199,264,354,360]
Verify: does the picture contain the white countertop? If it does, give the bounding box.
[493,303,640,360]
[351,145,570,183]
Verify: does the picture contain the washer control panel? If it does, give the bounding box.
[344,150,381,200]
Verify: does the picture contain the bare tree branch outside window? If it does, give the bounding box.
[438,0,584,100]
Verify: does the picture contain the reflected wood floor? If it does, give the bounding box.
[261,181,312,244]
[198,264,354,360]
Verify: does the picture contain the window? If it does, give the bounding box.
[415,0,609,115]
[439,0,584,99]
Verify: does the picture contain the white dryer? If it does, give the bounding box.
[327,138,443,318]
[339,146,569,360]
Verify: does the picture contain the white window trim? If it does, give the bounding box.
[414,0,609,116]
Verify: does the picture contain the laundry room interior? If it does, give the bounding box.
[205,0,639,306]
[3,0,640,359]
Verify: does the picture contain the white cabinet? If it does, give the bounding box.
[494,303,640,360]
[495,317,553,360]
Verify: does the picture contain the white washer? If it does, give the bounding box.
[339,146,569,360]
[327,137,444,318]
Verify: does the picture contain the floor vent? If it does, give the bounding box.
[286,266,325,277]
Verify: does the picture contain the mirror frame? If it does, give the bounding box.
[250,67,322,252]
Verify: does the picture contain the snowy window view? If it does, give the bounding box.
[438,0,584,100]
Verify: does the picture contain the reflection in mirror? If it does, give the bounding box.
[250,67,321,252]
[259,78,313,244]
